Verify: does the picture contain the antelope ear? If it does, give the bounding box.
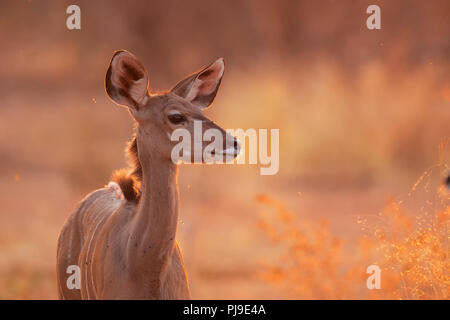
[105,50,149,110]
[171,58,225,109]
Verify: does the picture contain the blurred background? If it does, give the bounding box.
[0,0,448,299]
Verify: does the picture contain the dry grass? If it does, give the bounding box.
[256,157,449,300]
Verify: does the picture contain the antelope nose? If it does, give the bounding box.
[234,139,241,155]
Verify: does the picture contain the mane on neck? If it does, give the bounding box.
[111,132,142,202]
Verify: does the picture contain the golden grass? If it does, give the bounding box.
[256,159,449,299]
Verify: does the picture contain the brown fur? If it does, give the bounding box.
[111,168,139,202]
[111,132,143,202]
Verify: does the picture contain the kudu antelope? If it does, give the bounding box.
[56,50,240,299]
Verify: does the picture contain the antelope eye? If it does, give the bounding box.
[168,113,186,125]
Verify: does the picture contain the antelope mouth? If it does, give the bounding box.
[208,147,240,159]
[218,147,240,157]
[205,139,241,161]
